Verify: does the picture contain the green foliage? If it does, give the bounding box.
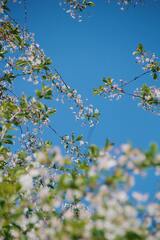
[0,1,159,239]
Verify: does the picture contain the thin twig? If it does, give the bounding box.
[47,124,61,139]
[121,70,151,88]
[54,68,70,90]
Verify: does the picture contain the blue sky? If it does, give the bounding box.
[10,0,160,150]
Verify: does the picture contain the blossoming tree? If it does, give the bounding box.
[0,0,160,239]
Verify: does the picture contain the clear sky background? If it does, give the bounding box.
[10,0,160,151]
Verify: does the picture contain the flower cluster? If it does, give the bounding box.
[0,1,160,240]
[115,0,143,10]
[134,85,160,115]
[133,43,160,80]
[94,44,160,116]
[59,0,95,21]
[61,133,87,160]
[93,77,124,100]
[0,5,99,123]
[59,0,144,20]
[0,1,100,158]
[0,143,160,239]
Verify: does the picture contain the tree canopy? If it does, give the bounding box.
[0,1,160,239]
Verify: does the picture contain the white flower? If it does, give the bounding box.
[121,144,131,153]
[148,203,158,216]
[124,206,137,218]
[132,192,148,202]
[0,7,4,14]
[36,151,46,163]
[155,192,160,200]
[64,209,73,219]
[39,187,49,199]
[79,140,84,146]
[116,191,128,202]
[19,174,33,191]
[99,157,116,170]
[29,169,39,177]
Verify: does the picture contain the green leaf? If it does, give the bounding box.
[87,1,95,7]
[153,72,158,80]
[76,135,83,141]
[16,59,29,68]
[137,43,144,53]
[104,138,114,150]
